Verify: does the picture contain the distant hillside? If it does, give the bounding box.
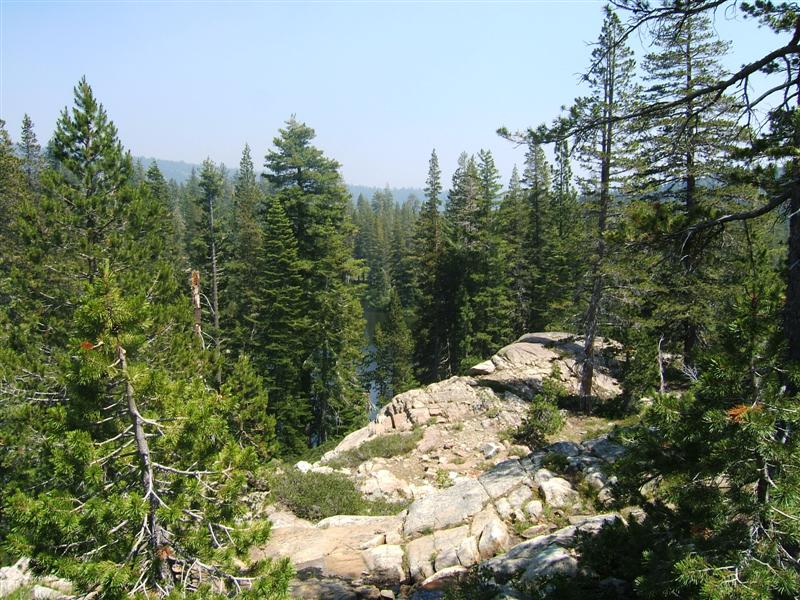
[134,156,427,203]
[134,157,203,183]
[347,185,425,203]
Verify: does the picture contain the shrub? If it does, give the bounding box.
[324,429,423,469]
[541,452,569,473]
[434,468,453,488]
[443,566,499,600]
[267,470,407,521]
[513,378,566,449]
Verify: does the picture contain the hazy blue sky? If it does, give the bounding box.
[1,0,784,188]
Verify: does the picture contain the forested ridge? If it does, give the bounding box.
[2,0,800,598]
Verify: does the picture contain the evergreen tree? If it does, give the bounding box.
[389,197,419,310]
[572,6,638,405]
[521,141,553,331]
[372,288,416,405]
[466,149,515,366]
[446,153,482,249]
[353,193,373,263]
[198,158,225,383]
[542,138,584,329]
[630,0,748,370]
[0,120,27,301]
[225,145,266,360]
[181,168,203,266]
[17,114,43,190]
[257,197,312,455]
[413,149,446,383]
[264,117,365,444]
[442,153,480,371]
[477,149,502,219]
[3,268,291,598]
[611,221,798,598]
[145,161,185,269]
[533,4,800,597]
[44,76,133,283]
[497,165,530,334]
[364,188,394,311]
[1,80,291,597]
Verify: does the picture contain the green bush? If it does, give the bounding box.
[324,429,423,469]
[434,468,453,488]
[443,566,499,600]
[267,469,408,521]
[513,371,566,449]
[542,452,569,473]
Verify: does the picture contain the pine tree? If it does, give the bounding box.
[446,153,482,249]
[353,193,373,263]
[372,288,416,405]
[441,153,480,372]
[3,267,292,598]
[364,188,394,311]
[264,117,366,444]
[536,4,800,597]
[631,0,748,370]
[198,158,225,383]
[521,141,553,331]
[145,161,186,270]
[17,114,43,190]
[388,197,419,310]
[44,76,133,283]
[572,7,638,405]
[612,221,798,598]
[542,139,585,330]
[181,168,203,265]
[0,120,27,303]
[1,81,291,597]
[225,145,266,360]
[256,197,312,455]
[466,149,515,365]
[497,165,530,334]
[413,149,447,383]
[477,149,502,220]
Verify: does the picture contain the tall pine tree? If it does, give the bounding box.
[264,117,366,444]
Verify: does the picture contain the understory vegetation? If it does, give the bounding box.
[512,371,568,448]
[323,428,424,469]
[266,470,409,522]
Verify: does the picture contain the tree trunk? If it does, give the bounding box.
[786,73,800,382]
[580,42,614,409]
[117,345,171,585]
[191,270,204,349]
[682,15,699,367]
[657,335,667,393]
[208,194,221,386]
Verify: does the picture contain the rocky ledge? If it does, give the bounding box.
[255,332,626,599]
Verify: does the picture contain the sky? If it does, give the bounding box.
[0,0,785,189]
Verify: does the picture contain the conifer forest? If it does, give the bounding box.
[2,1,800,599]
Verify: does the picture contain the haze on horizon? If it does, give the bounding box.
[1,0,781,189]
